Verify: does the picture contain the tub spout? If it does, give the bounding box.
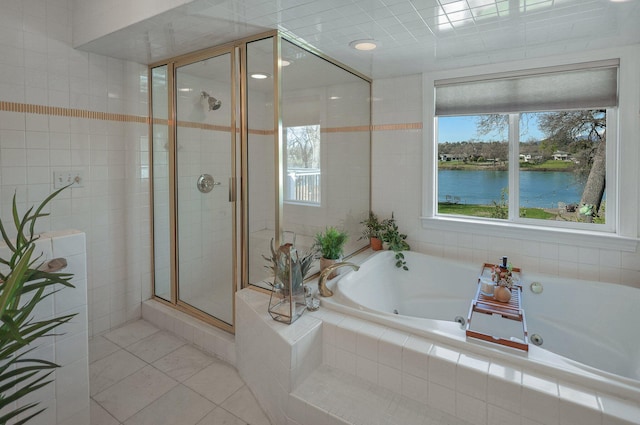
[318,262,360,297]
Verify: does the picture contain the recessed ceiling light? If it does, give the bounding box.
[250,73,271,79]
[178,87,192,92]
[280,59,291,67]
[349,39,377,51]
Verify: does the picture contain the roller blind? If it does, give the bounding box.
[435,60,619,116]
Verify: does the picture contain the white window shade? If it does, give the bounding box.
[435,60,619,116]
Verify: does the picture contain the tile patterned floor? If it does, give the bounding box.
[90,320,271,425]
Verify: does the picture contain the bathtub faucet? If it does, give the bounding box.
[318,262,360,297]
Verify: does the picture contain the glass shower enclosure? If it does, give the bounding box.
[151,46,237,331]
[150,32,371,333]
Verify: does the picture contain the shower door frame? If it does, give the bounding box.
[149,43,239,333]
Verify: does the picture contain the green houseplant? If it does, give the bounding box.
[314,226,348,278]
[0,187,76,424]
[380,214,410,270]
[359,212,384,251]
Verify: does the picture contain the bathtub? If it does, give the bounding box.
[321,250,640,400]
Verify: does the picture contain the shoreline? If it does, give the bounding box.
[438,165,574,172]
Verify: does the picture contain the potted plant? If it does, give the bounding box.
[380,214,410,270]
[314,226,348,279]
[0,188,77,424]
[359,212,384,251]
[263,238,318,283]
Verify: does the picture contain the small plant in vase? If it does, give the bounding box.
[380,214,410,270]
[262,238,318,285]
[359,212,384,251]
[314,226,348,279]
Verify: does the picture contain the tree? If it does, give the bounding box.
[537,110,606,219]
[285,125,320,168]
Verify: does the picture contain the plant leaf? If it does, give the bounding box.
[0,245,34,317]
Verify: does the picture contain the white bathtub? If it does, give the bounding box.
[321,250,640,400]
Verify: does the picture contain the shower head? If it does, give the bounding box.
[201,91,222,111]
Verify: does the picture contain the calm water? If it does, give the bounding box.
[438,169,585,208]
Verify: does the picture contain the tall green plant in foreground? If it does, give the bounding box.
[0,187,76,424]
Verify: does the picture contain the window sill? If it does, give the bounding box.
[420,216,638,252]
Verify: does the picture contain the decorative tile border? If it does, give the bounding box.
[0,101,423,133]
[175,120,232,133]
[372,122,422,131]
[0,101,147,123]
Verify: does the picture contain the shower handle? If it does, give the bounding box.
[229,177,236,202]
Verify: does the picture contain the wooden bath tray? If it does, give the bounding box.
[465,263,529,351]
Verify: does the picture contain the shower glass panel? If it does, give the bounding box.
[151,65,171,302]
[244,35,371,290]
[175,53,234,325]
[246,37,277,288]
[280,40,371,265]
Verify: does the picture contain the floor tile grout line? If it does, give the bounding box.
[102,326,162,349]
[217,403,252,425]
[91,320,270,425]
[216,382,247,407]
[91,336,232,423]
[92,364,181,423]
[91,397,125,425]
[89,348,147,398]
[120,332,187,365]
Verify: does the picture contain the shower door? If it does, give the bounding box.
[173,51,236,326]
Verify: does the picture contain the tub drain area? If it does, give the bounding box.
[530,334,543,346]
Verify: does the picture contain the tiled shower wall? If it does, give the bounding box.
[0,0,150,337]
[371,73,640,288]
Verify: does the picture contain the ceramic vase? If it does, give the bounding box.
[494,286,512,303]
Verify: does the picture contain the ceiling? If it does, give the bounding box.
[78,0,640,79]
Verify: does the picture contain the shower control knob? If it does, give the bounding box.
[197,174,220,193]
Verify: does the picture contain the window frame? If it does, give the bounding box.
[435,110,616,232]
[421,52,639,252]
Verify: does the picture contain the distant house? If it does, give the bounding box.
[519,154,532,162]
[439,154,466,161]
[552,151,570,161]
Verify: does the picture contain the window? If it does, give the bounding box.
[285,125,321,205]
[434,60,618,231]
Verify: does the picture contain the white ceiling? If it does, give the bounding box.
[78,0,640,79]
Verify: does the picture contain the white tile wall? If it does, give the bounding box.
[0,0,150,338]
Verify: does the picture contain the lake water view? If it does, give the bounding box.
[438,169,585,208]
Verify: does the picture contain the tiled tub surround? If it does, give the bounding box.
[0,230,89,425]
[235,288,640,425]
[324,250,640,387]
